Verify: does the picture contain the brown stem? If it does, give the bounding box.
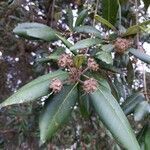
[80,67,90,75]
[82,74,90,79]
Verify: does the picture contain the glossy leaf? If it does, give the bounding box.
[94,15,116,30]
[96,51,113,65]
[70,38,102,51]
[121,92,145,115]
[0,70,68,108]
[90,85,140,149]
[134,101,150,121]
[96,59,120,73]
[101,44,115,52]
[74,26,102,38]
[13,23,72,47]
[75,9,88,27]
[13,22,57,41]
[101,0,118,25]
[39,84,78,144]
[129,48,150,64]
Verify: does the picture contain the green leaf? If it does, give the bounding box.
[95,55,120,73]
[90,85,140,149]
[39,84,78,144]
[96,51,113,65]
[78,89,91,118]
[13,23,72,47]
[70,38,102,51]
[90,86,140,150]
[74,26,102,38]
[26,28,57,41]
[0,70,68,107]
[137,124,150,150]
[13,22,58,41]
[101,0,119,25]
[94,15,116,30]
[91,73,111,91]
[101,44,115,52]
[102,74,120,101]
[75,9,88,27]
[129,48,150,64]
[66,8,74,30]
[114,75,126,100]
[56,34,73,48]
[134,101,150,121]
[123,20,150,36]
[121,92,145,115]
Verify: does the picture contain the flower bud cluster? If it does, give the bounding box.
[50,79,63,93]
[115,38,130,54]
[58,54,73,68]
[50,54,99,94]
[87,58,99,71]
[83,78,98,93]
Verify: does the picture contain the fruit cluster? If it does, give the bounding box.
[50,53,99,93]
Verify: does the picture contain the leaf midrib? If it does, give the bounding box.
[46,83,78,133]
[97,86,136,147]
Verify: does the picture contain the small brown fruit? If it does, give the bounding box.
[115,38,130,54]
[58,54,73,68]
[50,78,63,93]
[87,58,99,71]
[83,78,98,93]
